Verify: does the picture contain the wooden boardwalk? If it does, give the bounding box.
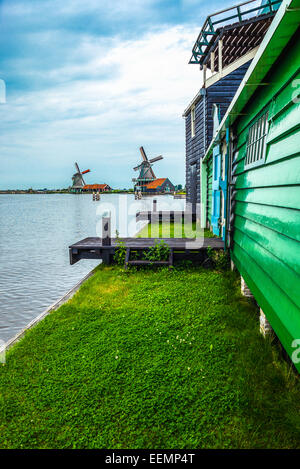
[69,236,224,265]
[136,210,196,222]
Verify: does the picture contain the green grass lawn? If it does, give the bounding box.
[137,221,215,238]
[0,265,300,449]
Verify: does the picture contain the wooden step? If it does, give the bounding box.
[124,248,131,270]
[124,248,174,269]
[127,260,170,265]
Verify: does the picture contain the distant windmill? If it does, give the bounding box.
[132,147,163,191]
[71,162,91,192]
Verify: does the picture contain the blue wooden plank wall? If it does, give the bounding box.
[185,61,251,205]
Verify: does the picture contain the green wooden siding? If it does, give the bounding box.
[206,157,213,226]
[231,33,300,369]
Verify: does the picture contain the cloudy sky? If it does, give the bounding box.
[0,0,231,189]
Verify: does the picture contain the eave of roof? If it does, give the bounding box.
[203,0,300,162]
[182,89,205,118]
[83,184,108,189]
[182,47,257,117]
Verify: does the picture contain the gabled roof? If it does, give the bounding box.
[189,0,282,68]
[146,178,167,189]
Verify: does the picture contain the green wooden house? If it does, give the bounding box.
[200,0,300,371]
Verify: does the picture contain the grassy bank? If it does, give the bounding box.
[0,265,300,449]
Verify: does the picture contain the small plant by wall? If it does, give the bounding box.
[113,239,127,266]
[206,247,230,270]
[143,240,170,262]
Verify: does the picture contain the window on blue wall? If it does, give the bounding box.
[214,154,218,180]
[191,105,196,138]
[245,111,269,168]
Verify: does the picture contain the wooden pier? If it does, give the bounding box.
[69,236,224,266]
[136,200,196,222]
[136,210,197,222]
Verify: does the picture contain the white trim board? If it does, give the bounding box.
[204,47,259,89]
[183,47,259,117]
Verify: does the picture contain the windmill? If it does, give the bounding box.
[71,162,91,192]
[132,147,163,192]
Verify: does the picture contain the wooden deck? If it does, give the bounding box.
[69,237,224,265]
[136,210,196,222]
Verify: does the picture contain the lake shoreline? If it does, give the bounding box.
[0,267,97,354]
[0,190,134,195]
[0,193,184,343]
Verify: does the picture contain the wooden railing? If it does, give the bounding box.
[189,0,282,64]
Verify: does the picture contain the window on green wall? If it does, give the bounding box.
[245,111,269,168]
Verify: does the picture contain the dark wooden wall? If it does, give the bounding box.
[185,61,251,205]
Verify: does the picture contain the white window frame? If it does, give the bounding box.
[245,110,269,169]
[191,105,196,138]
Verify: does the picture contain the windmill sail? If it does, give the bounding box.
[71,162,91,192]
[139,146,148,162]
[149,155,163,163]
[133,147,163,192]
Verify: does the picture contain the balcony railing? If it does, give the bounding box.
[189,0,282,64]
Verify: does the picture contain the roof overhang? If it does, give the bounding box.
[182,88,206,118]
[182,46,257,117]
[200,14,274,71]
[203,0,300,162]
[190,0,282,67]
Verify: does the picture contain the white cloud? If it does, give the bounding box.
[1,24,203,188]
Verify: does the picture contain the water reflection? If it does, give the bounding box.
[0,193,184,342]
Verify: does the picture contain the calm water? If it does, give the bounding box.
[0,193,185,343]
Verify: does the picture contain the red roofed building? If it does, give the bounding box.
[82,184,111,192]
[144,178,175,194]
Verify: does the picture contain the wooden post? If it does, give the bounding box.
[102,250,110,264]
[218,39,223,76]
[124,248,130,270]
[211,51,215,74]
[102,212,111,246]
[241,276,253,298]
[260,309,273,337]
[203,64,207,87]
